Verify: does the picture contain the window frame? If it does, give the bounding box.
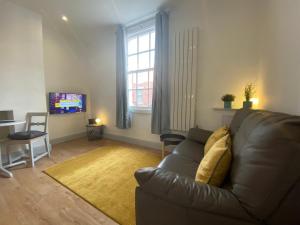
[126,25,155,112]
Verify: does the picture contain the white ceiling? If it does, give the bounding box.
[9,0,174,53]
[10,0,171,27]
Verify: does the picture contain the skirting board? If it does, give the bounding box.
[50,132,87,145]
[50,132,160,150]
[104,133,161,150]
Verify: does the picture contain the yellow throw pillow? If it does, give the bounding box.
[204,126,229,155]
[196,134,232,186]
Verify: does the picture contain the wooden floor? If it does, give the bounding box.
[0,138,156,225]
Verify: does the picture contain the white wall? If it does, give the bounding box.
[88,27,159,144]
[89,0,263,145]
[2,0,299,147]
[67,0,300,146]
[260,0,300,115]
[42,20,92,141]
[0,1,46,130]
[0,0,92,142]
[170,0,263,130]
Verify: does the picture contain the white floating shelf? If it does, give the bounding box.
[213,107,241,112]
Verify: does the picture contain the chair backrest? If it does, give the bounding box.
[0,111,14,141]
[26,112,49,133]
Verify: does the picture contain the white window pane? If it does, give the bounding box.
[128,55,137,71]
[149,89,153,106]
[149,71,154,89]
[127,28,155,109]
[128,38,137,55]
[136,90,143,106]
[139,33,150,52]
[137,72,148,89]
[136,90,149,107]
[150,51,155,68]
[138,52,150,70]
[151,32,155,49]
[128,90,133,106]
[128,73,132,89]
[132,73,137,89]
[129,90,137,107]
[128,73,137,89]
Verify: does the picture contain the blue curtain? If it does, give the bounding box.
[151,11,170,134]
[116,25,131,129]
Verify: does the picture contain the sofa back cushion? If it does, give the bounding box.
[230,111,300,220]
[229,109,256,136]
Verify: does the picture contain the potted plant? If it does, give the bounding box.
[243,83,255,109]
[221,94,235,109]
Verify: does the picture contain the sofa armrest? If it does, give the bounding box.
[187,128,213,144]
[135,167,252,221]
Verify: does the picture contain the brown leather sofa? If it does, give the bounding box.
[135,110,300,225]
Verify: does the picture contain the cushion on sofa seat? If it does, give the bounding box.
[172,139,204,163]
[196,134,232,186]
[8,131,47,140]
[158,154,199,179]
[204,126,229,155]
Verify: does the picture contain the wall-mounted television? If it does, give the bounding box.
[49,92,87,115]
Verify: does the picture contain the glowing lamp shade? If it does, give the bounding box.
[250,98,259,106]
[95,118,102,124]
[62,15,68,22]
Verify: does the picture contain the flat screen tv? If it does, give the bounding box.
[49,92,87,114]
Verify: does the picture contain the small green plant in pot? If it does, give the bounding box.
[243,83,255,109]
[221,94,235,109]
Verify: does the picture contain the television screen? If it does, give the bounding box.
[49,92,86,114]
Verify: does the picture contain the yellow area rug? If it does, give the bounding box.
[44,146,160,225]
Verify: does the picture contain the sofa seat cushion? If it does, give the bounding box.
[8,131,47,140]
[158,154,199,179]
[173,139,204,163]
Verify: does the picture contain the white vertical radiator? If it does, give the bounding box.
[170,28,199,132]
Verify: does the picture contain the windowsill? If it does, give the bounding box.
[130,107,152,114]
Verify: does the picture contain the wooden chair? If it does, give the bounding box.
[5,112,50,168]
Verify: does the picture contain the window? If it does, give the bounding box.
[127,26,155,110]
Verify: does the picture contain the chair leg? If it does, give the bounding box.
[161,142,165,159]
[44,137,50,158]
[0,144,13,178]
[28,143,35,168]
[4,144,12,165]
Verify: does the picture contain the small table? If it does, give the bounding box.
[86,124,104,141]
[0,120,26,178]
[160,133,186,159]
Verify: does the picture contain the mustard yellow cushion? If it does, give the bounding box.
[204,126,229,155]
[196,134,232,186]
